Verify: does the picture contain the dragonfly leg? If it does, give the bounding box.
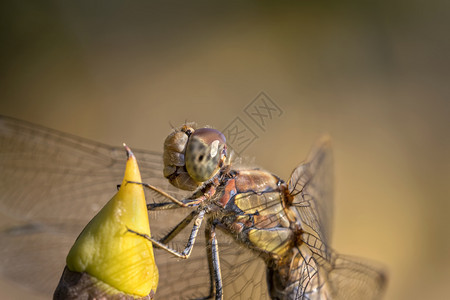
[127,210,205,259]
[127,181,189,207]
[205,221,223,300]
[201,222,215,300]
[127,181,202,210]
[147,198,200,211]
[159,210,196,244]
[147,202,182,210]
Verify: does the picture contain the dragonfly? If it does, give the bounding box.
[0,115,386,299]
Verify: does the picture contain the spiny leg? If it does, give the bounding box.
[127,180,190,207]
[200,222,215,300]
[147,198,200,211]
[126,181,202,210]
[206,221,223,300]
[128,210,205,259]
[159,210,196,244]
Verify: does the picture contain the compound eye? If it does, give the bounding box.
[185,128,227,182]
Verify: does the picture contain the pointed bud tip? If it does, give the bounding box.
[123,143,135,159]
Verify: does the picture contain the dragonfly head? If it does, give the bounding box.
[163,125,228,190]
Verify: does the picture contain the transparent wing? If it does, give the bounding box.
[324,254,387,300]
[219,232,269,300]
[287,138,386,299]
[0,115,173,223]
[291,242,387,300]
[288,136,333,248]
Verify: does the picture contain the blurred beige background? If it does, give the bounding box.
[0,1,449,299]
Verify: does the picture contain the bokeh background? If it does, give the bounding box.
[0,1,449,299]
